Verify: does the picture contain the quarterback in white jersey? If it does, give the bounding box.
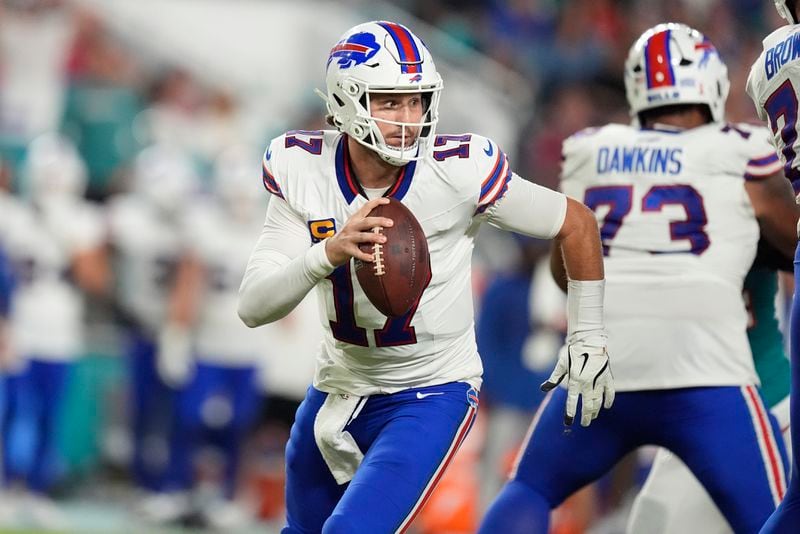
[746,2,800,532]
[481,24,798,534]
[238,20,611,533]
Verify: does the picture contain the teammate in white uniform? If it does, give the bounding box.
[746,1,800,530]
[0,134,107,520]
[154,147,266,527]
[238,20,612,533]
[107,145,198,495]
[481,23,799,534]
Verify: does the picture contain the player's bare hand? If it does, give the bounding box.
[325,197,394,266]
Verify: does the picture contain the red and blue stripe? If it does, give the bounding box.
[335,136,360,204]
[262,160,284,199]
[378,21,422,74]
[744,152,782,181]
[476,150,512,214]
[644,30,675,89]
[335,136,417,204]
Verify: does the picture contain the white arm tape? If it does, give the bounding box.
[566,278,606,347]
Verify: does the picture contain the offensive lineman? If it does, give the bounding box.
[481,23,798,534]
[238,20,612,533]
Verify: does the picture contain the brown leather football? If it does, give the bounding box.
[354,198,431,317]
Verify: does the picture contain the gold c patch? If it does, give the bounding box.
[308,218,336,243]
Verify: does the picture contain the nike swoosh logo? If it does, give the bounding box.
[579,352,589,374]
[416,392,444,399]
[266,147,273,161]
[484,140,493,157]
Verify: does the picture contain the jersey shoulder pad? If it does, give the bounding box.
[561,124,630,183]
[261,129,339,201]
[719,122,782,180]
[435,133,514,213]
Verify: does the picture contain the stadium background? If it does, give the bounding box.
[0,0,790,532]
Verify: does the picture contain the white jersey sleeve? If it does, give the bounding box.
[439,133,567,238]
[238,133,335,326]
[747,24,800,186]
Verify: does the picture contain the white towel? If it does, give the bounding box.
[314,393,366,485]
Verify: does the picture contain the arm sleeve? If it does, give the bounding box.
[237,197,335,327]
[485,175,568,239]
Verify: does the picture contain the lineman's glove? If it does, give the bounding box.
[541,341,614,427]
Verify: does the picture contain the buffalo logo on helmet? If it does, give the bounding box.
[328,32,380,69]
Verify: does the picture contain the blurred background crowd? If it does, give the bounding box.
[0,0,791,532]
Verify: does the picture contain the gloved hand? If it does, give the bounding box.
[541,340,614,427]
[156,324,194,388]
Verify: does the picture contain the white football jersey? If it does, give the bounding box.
[108,195,185,336]
[261,130,556,395]
[183,199,264,365]
[0,197,104,359]
[561,122,782,391]
[747,24,800,187]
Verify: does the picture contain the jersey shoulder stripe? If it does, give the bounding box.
[262,149,284,199]
[476,150,512,214]
[745,152,782,181]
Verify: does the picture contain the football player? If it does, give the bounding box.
[238,20,612,532]
[626,244,793,533]
[154,146,266,527]
[747,1,800,530]
[0,134,108,527]
[107,145,198,502]
[480,24,799,534]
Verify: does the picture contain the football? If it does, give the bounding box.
[354,198,431,317]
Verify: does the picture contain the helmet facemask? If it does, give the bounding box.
[775,0,798,23]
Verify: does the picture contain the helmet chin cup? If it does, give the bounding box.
[324,21,442,165]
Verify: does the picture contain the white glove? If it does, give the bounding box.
[541,341,614,427]
[156,325,194,388]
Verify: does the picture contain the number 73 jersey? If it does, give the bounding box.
[262,130,530,395]
[747,23,800,190]
[560,122,781,391]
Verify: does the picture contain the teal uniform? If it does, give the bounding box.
[745,267,791,408]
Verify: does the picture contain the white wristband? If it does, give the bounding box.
[566,279,606,347]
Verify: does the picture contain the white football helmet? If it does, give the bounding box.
[320,20,443,166]
[132,145,199,215]
[24,133,88,202]
[775,0,798,23]
[624,23,729,124]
